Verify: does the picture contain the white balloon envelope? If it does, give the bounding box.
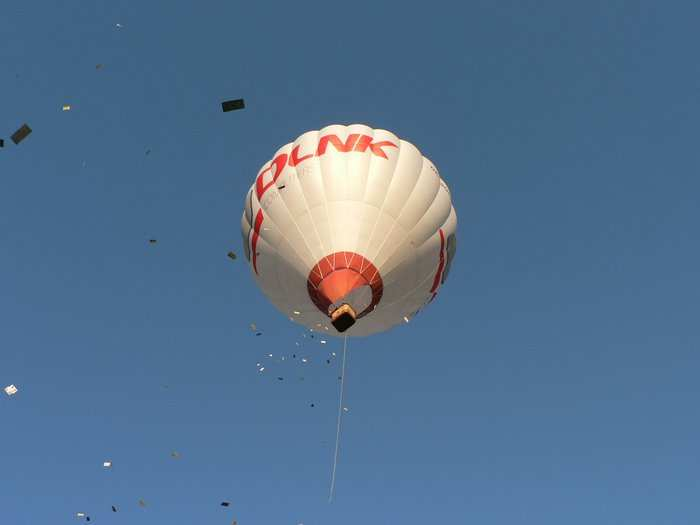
[241,124,457,337]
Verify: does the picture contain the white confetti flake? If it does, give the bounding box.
[62,104,71,111]
[103,461,112,468]
[320,340,327,344]
[4,384,18,396]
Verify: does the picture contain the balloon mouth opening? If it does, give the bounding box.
[307,251,384,326]
[330,304,356,333]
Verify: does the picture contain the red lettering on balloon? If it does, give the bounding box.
[289,144,313,167]
[254,134,398,203]
[255,153,288,200]
[316,133,361,156]
[353,135,397,159]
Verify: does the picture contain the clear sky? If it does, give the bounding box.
[2,1,699,524]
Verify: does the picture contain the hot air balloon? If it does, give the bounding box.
[241,124,457,337]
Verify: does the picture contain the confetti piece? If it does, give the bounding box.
[10,124,31,145]
[4,385,18,396]
[221,99,245,112]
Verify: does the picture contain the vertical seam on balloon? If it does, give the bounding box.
[381,181,450,278]
[255,215,317,282]
[253,167,320,279]
[314,128,338,275]
[347,126,377,271]
[365,152,425,282]
[255,233,295,311]
[366,159,442,282]
[384,222,446,300]
[355,133,384,273]
[371,266,440,316]
[259,154,319,267]
[341,127,348,255]
[277,200,325,278]
[358,135,402,273]
[260,146,328,277]
[380,211,450,290]
[349,126,374,264]
[287,135,332,276]
[375,229,450,314]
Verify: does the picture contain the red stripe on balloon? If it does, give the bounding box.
[429,229,446,299]
[251,209,264,274]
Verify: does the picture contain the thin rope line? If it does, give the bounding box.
[329,335,348,503]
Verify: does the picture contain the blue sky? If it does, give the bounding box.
[2,1,699,524]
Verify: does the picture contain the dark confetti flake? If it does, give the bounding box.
[221,99,245,112]
[11,123,32,145]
